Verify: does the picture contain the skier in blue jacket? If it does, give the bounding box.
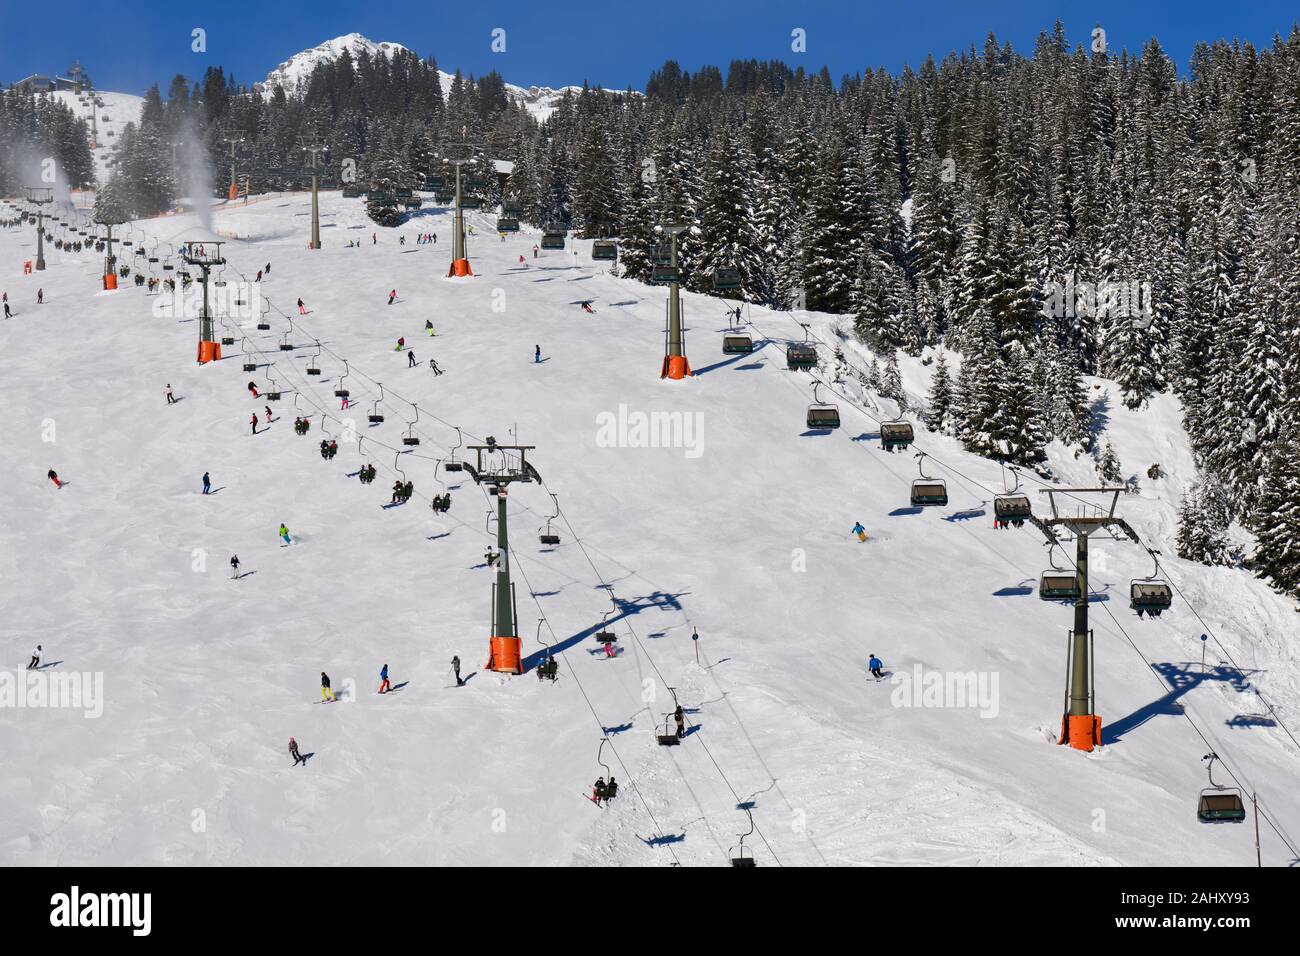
[852,521,867,542]
[378,663,391,694]
[868,655,885,680]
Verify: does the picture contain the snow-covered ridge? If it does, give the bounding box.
[260,33,608,122]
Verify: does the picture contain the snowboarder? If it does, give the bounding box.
[388,289,397,306]
[47,469,62,489]
[428,359,443,376]
[250,414,259,435]
[868,654,885,680]
[36,288,43,304]
[852,521,867,542]
[230,554,240,579]
[279,523,291,546]
[395,337,405,351]
[674,704,685,739]
[452,655,462,686]
[265,262,271,276]
[255,270,262,283]
[534,345,541,363]
[379,663,391,695]
[289,736,305,766]
[532,244,539,259]
[202,471,211,494]
[27,644,41,669]
[165,384,175,404]
[3,301,10,319]
[265,405,273,423]
[408,350,416,368]
[320,671,335,702]
[425,319,435,336]
[580,301,595,314]
[297,297,306,315]
[247,381,259,398]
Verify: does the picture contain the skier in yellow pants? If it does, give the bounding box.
[852,521,868,542]
[320,671,335,702]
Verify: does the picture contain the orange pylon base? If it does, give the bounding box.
[103,273,117,291]
[448,258,474,277]
[197,340,222,364]
[487,636,522,674]
[1060,714,1102,751]
[660,354,692,380]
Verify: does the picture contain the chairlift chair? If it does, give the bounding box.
[993,465,1032,527]
[1130,549,1173,617]
[1039,543,1081,600]
[650,263,680,284]
[368,383,386,424]
[265,371,282,401]
[591,240,617,261]
[539,494,561,545]
[541,230,566,250]
[403,405,421,446]
[497,217,520,232]
[651,243,673,265]
[806,382,841,430]
[729,807,757,867]
[909,453,948,507]
[334,361,351,399]
[444,427,465,471]
[880,420,914,452]
[1197,753,1246,823]
[307,340,322,375]
[712,266,742,291]
[595,610,616,646]
[786,343,818,370]
[240,339,257,373]
[656,714,681,747]
[722,333,754,354]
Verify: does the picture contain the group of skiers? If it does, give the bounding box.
[319,439,339,460]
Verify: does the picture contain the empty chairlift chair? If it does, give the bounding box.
[1197,753,1246,823]
[444,428,465,472]
[538,494,561,546]
[806,382,841,430]
[1039,572,1082,601]
[497,216,520,233]
[334,361,351,400]
[402,405,421,447]
[909,452,948,506]
[651,262,680,284]
[712,266,742,292]
[722,332,754,354]
[591,240,617,261]
[541,230,566,250]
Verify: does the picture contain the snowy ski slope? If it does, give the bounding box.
[0,191,1297,866]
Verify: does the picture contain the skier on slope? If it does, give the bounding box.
[27,644,41,670]
[452,655,462,686]
[580,301,595,314]
[166,384,175,404]
[247,381,259,398]
[250,414,259,435]
[428,358,443,376]
[289,737,305,766]
[320,671,335,702]
[202,471,211,495]
[47,469,63,489]
[378,663,391,695]
[279,523,291,546]
[534,345,541,364]
[425,319,435,336]
[408,350,416,368]
[852,521,867,542]
[297,297,306,315]
[230,555,240,579]
[388,289,397,306]
[395,337,405,351]
[868,654,885,680]
[265,405,273,423]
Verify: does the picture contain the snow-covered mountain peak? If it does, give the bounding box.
[260,33,411,92]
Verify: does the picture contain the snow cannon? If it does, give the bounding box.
[448,258,474,278]
[1061,714,1102,752]
[660,354,691,380]
[487,635,522,674]
[197,341,222,364]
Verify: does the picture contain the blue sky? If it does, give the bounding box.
[3,1,1298,96]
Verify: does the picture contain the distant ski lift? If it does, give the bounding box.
[460,196,482,209]
[806,382,841,430]
[539,493,561,546]
[722,333,753,354]
[880,420,914,452]
[651,243,673,265]
[1197,753,1246,823]
[712,267,742,291]
[592,240,617,261]
[786,343,818,370]
[541,230,566,250]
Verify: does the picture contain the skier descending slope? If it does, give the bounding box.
[202,472,211,494]
[27,644,41,669]
[289,737,305,766]
[230,555,240,580]
[868,654,887,681]
[279,523,291,546]
[852,521,868,542]
[320,672,335,702]
[378,663,391,695]
[47,469,63,489]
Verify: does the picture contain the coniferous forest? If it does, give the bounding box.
[14,21,1300,598]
